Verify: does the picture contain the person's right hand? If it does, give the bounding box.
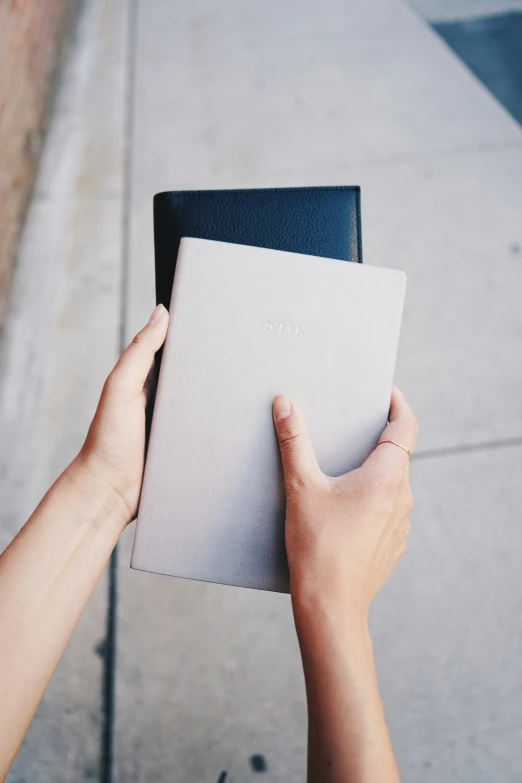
[272,386,418,625]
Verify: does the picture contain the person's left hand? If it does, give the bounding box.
[75,304,169,527]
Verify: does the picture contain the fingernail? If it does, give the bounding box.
[273,395,292,421]
[149,304,166,324]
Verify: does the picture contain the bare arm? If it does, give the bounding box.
[0,305,169,781]
[0,297,416,781]
[272,388,418,783]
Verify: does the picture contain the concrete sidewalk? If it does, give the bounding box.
[2,0,522,781]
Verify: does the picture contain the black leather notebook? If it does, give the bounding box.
[153,186,362,309]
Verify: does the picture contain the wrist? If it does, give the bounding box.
[291,579,371,652]
[65,453,131,534]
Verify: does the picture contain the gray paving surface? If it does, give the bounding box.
[124,0,521,344]
[1,1,127,780]
[1,0,522,781]
[373,446,522,782]
[116,0,522,781]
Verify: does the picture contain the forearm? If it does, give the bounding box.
[0,458,126,780]
[293,593,400,783]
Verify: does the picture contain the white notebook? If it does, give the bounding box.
[131,238,406,592]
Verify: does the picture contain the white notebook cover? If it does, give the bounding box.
[131,238,406,593]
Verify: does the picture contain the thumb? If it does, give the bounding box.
[273,396,321,492]
[107,304,169,399]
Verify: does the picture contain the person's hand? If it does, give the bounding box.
[273,386,416,783]
[74,304,169,528]
[272,386,418,625]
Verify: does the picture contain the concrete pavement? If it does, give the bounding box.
[2,0,522,781]
[1,1,127,780]
[117,1,522,781]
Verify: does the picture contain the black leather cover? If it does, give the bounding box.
[153,186,362,309]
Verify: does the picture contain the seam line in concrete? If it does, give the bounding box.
[100,1,139,782]
[412,436,522,462]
